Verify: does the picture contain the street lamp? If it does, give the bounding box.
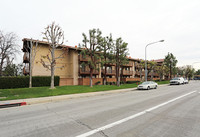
[145,40,164,81]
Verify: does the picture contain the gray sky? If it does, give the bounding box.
[1,0,200,69]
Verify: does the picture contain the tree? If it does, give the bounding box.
[138,60,145,81]
[113,38,129,86]
[41,22,66,89]
[99,34,113,85]
[79,28,102,87]
[177,67,185,77]
[155,64,168,81]
[184,65,195,79]
[164,52,178,79]
[0,31,19,76]
[195,69,200,75]
[147,61,157,80]
[25,39,39,88]
[3,63,23,76]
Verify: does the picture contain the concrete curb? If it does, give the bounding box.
[24,87,138,105]
[0,102,26,109]
[0,84,169,107]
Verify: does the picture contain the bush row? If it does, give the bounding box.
[0,76,60,89]
[126,81,140,84]
[103,81,140,85]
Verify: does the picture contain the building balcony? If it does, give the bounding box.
[23,66,29,75]
[79,69,99,75]
[101,69,116,75]
[149,72,159,77]
[104,62,116,66]
[23,52,29,63]
[135,71,145,76]
[79,55,90,62]
[123,62,133,67]
[122,70,133,75]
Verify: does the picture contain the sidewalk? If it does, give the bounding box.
[0,84,168,107]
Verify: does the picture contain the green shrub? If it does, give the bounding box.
[0,76,60,89]
[95,81,101,85]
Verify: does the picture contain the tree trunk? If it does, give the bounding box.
[90,68,93,87]
[151,71,153,81]
[117,76,120,86]
[120,66,123,83]
[0,60,4,76]
[103,64,107,85]
[116,65,120,87]
[29,49,32,88]
[29,66,32,88]
[50,49,55,89]
[169,63,172,79]
[159,74,162,82]
[50,65,55,89]
[140,68,142,81]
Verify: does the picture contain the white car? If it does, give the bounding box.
[137,81,158,90]
[184,78,189,84]
[170,77,184,85]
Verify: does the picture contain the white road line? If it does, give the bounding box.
[76,90,197,137]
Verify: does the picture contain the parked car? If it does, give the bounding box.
[137,81,158,90]
[184,78,189,84]
[170,77,184,85]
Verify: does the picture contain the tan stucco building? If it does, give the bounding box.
[22,38,164,86]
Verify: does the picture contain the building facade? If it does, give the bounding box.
[22,38,164,86]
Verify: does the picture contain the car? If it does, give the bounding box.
[170,77,184,85]
[137,81,158,90]
[184,78,189,84]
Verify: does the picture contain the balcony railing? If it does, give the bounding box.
[122,70,133,75]
[135,71,145,76]
[23,66,29,75]
[104,62,115,66]
[123,62,133,67]
[101,69,116,75]
[23,52,29,63]
[79,69,99,75]
[149,72,159,76]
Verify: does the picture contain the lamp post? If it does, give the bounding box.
[145,40,164,81]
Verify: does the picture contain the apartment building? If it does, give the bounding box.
[22,38,164,86]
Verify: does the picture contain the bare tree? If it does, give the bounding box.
[0,31,19,76]
[41,22,66,89]
[25,39,39,88]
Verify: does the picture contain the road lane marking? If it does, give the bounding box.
[76,90,197,137]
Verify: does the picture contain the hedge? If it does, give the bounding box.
[126,81,140,84]
[0,76,60,89]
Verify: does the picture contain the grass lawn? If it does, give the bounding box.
[0,81,169,101]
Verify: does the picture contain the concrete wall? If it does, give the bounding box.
[78,78,102,85]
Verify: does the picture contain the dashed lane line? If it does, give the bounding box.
[76,90,197,137]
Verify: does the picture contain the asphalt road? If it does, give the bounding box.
[0,81,200,137]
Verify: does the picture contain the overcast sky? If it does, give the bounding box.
[1,0,200,69]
